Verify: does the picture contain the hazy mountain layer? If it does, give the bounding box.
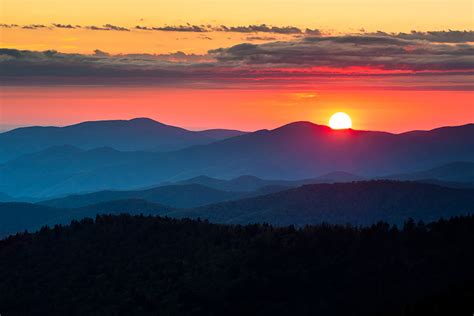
[2,181,474,236]
[0,117,245,162]
[1,121,473,197]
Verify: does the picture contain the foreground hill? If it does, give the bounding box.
[171,181,474,226]
[0,215,472,315]
[1,122,473,197]
[0,117,245,162]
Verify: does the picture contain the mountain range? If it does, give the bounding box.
[169,180,474,226]
[0,117,245,162]
[1,180,474,237]
[38,183,270,209]
[1,119,473,198]
[383,161,474,183]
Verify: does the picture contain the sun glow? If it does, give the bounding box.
[329,112,352,129]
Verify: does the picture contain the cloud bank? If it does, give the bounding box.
[210,35,474,71]
[1,32,472,89]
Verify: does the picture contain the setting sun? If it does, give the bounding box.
[329,112,352,129]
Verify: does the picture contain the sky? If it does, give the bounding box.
[0,0,473,132]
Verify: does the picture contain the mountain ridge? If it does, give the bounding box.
[1,121,473,197]
[0,117,246,162]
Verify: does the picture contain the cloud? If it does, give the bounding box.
[216,24,302,34]
[5,21,473,44]
[0,32,472,90]
[369,30,474,43]
[53,23,78,29]
[22,24,48,29]
[0,24,19,28]
[136,24,208,32]
[86,24,130,31]
[135,23,303,34]
[3,21,305,34]
[305,28,322,36]
[93,49,110,57]
[210,35,474,71]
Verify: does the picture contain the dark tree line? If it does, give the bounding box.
[0,214,473,315]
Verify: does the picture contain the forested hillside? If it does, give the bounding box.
[0,215,473,315]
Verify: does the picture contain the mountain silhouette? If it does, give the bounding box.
[1,121,473,197]
[174,172,364,191]
[169,181,474,226]
[0,118,245,162]
[39,184,251,209]
[383,161,474,183]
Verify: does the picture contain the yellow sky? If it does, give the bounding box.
[0,27,297,54]
[2,0,472,31]
[1,0,472,54]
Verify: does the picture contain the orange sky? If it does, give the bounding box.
[1,86,472,132]
[1,0,473,132]
[0,27,297,55]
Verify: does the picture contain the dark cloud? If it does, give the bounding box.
[210,35,474,71]
[305,28,322,36]
[93,49,110,57]
[135,25,152,30]
[0,24,19,28]
[85,25,109,31]
[3,21,305,34]
[0,49,211,77]
[52,23,77,29]
[217,24,302,34]
[0,32,472,90]
[382,30,474,43]
[137,24,208,32]
[86,24,129,31]
[136,23,303,34]
[22,24,48,29]
[362,30,474,43]
[104,24,129,31]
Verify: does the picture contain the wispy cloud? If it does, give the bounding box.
[244,36,278,41]
[52,23,79,29]
[137,24,208,32]
[2,22,314,35]
[216,24,302,34]
[367,30,474,43]
[0,23,19,28]
[5,22,473,44]
[85,24,130,31]
[21,24,48,30]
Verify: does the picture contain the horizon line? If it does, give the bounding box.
[1,117,473,135]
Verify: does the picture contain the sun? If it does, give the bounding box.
[329,112,352,129]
